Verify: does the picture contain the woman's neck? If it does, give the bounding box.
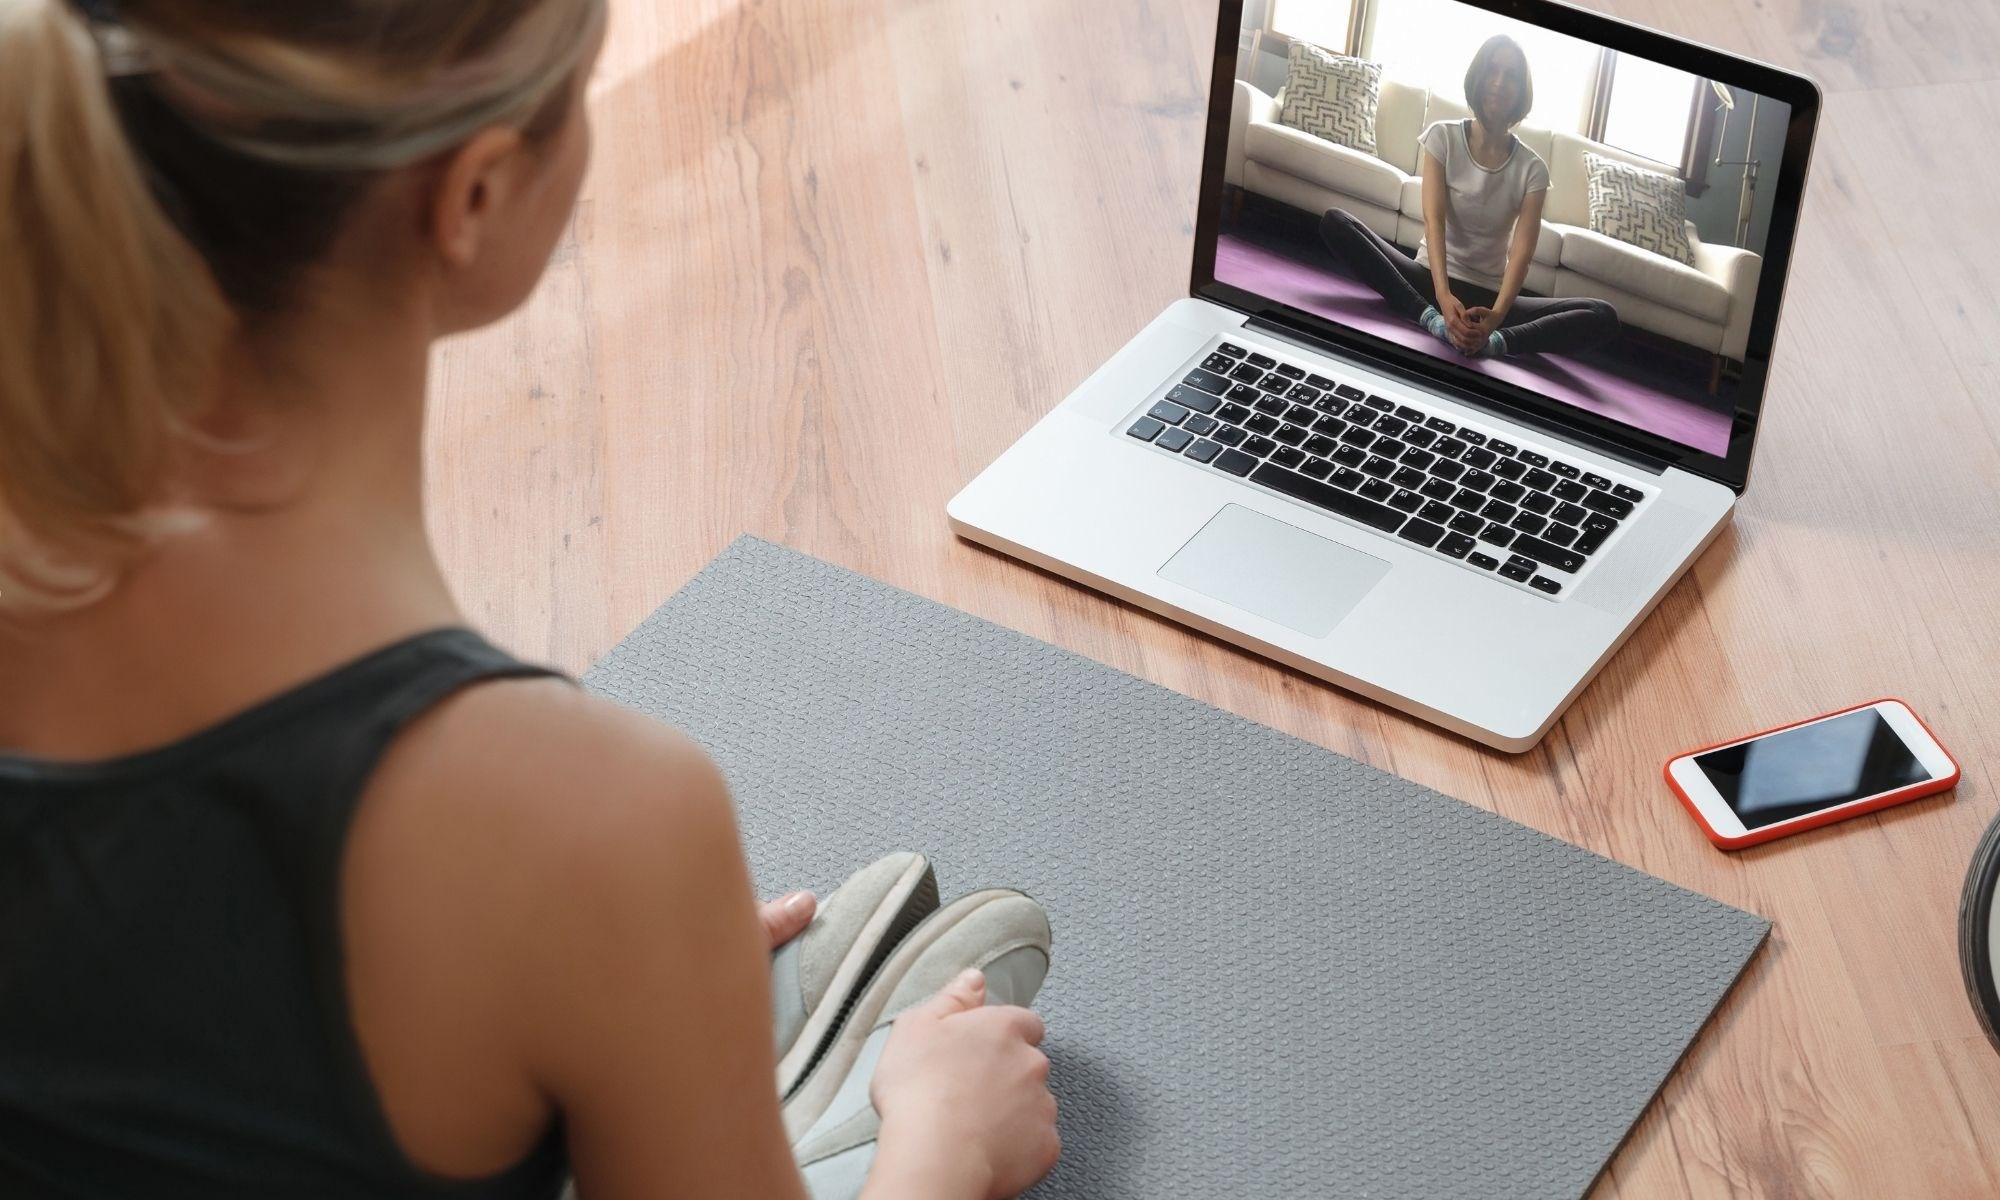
[1466,118,1513,165]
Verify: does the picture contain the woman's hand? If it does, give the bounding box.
[1439,292,1484,353]
[866,969,1061,1200]
[760,890,816,950]
[1461,306,1506,352]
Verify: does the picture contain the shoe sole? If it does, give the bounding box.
[782,887,1030,1141]
[777,856,940,1099]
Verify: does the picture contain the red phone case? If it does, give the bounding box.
[1663,698,1962,850]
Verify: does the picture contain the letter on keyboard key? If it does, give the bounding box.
[1250,463,1406,533]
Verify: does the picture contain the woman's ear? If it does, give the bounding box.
[430,126,529,269]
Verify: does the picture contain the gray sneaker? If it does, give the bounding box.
[773,853,941,1101]
[785,889,1053,1199]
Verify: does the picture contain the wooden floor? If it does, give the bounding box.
[426,0,2000,1193]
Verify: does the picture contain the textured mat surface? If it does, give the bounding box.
[583,536,1769,1199]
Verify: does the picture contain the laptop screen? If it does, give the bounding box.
[1199,0,1817,481]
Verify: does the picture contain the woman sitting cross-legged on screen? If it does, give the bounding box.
[1318,35,1618,360]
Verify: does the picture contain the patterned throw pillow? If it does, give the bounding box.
[1278,42,1381,157]
[1583,151,1697,266]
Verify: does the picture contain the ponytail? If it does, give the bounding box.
[0,0,226,613]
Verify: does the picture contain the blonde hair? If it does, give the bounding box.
[0,0,603,615]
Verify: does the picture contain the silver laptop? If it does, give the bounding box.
[949,0,1820,751]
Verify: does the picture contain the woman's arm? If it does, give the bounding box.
[1487,187,1546,321]
[1419,147,1454,306]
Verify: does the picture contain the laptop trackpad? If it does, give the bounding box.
[1158,504,1391,639]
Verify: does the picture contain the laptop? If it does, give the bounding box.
[948,0,1821,751]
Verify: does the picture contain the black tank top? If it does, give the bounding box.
[0,629,571,1199]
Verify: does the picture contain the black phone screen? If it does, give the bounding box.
[1693,709,1933,830]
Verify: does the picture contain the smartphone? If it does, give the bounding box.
[1664,699,1960,850]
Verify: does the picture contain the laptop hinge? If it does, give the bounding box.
[1244,315,1676,477]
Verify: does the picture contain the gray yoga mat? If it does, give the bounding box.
[582,536,1768,1198]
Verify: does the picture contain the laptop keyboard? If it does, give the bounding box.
[1121,339,1656,599]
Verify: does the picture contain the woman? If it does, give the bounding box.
[0,2,1057,1198]
[1318,35,1618,360]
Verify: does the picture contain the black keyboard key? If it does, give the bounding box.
[1156,426,1193,452]
[1467,551,1499,571]
[1581,471,1613,490]
[1184,414,1219,436]
[1486,438,1519,457]
[1462,447,1498,470]
[1217,341,1248,359]
[1330,467,1364,490]
[1582,512,1619,535]
[1493,458,1528,481]
[1363,394,1394,411]
[1244,435,1277,458]
[1230,362,1264,383]
[1254,395,1288,417]
[1438,533,1476,559]
[1448,511,1484,535]
[1582,490,1635,519]
[1404,426,1438,449]
[1509,534,1586,573]
[1549,461,1580,480]
[1301,456,1334,479]
[1613,483,1646,504]
[1481,523,1517,548]
[1332,444,1368,467]
[1273,423,1308,447]
[1184,367,1232,394]
[1489,480,1526,504]
[1148,400,1190,425]
[1340,426,1377,449]
[1457,429,1488,446]
[1431,459,1467,483]
[1371,437,1407,459]
[1200,353,1234,373]
[1499,560,1535,582]
[1215,448,1256,476]
[1544,523,1580,547]
[1419,500,1454,524]
[1398,517,1446,548]
[1227,383,1261,403]
[1275,363,1306,380]
[1252,463,1405,533]
[1573,527,1608,555]
[1167,385,1221,414]
[1373,416,1409,438]
[1246,352,1277,369]
[1361,455,1396,479]
[1480,500,1517,524]
[1305,372,1334,389]
[1285,403,1316,424]
[1184,438,1222,463]
[1394,405,1425,423]
[1516,450,1549,468]
[1552,502,1589,527]
[1552,479,1587,502]
[1335,383,1367,401]
[1127,417,1164,441]
[1424,416,1456,433]
[1530,576,1562,595]
[1521,468,1556,491]
[1216,402,1250,424]
[1452,487,1486,509]
[1433,437,1468,460]
[1461,470,1497,492]
[1269,446,1304,469]
[1391,466,1425,489]
[1389,488,1423,513]
[1312,414,1346,436]
[1213,424,1247,446]
[1420,477,1457,502]
[1400,448,1436,471]
[1511,512,1548,536]
[1302,435,1339,458]
[1246,413,1279,435]
[1521,490,1556,514]
[1313,396,1348,416]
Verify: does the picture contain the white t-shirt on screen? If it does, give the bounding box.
[1413,118,1549,290]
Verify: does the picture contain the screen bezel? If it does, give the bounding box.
[1666,701,1955,838]
[1191,0,1823,491]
